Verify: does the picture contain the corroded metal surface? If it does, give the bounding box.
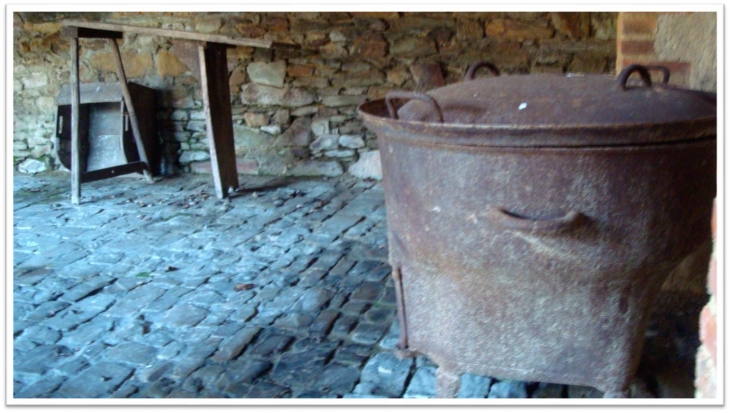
[357,99,716,148]
[393,68,716,128]
[357,64,717,398]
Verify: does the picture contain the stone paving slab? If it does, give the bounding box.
[12,172,700,400]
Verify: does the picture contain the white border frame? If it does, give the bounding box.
[4,2,725,410]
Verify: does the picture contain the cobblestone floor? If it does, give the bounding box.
[12,172,702,400]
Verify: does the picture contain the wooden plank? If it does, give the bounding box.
[127,83,160,176]
[80,161,148,183]
[198,41,239,199]
[85,104,127,171]
[173,39,201,79]
[56,82,125,105]
[62,20,300,50]
[109,38,153,183]
[70,37,81,205]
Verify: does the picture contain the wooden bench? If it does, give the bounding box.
[61,21,299,204]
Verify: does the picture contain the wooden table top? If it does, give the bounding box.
[62,20,300,50]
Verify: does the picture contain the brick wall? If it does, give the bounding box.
[695,203,718,398]
[616,12,716,91]
[13,11,617,178]
[617,11,717,399]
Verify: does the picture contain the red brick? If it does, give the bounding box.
[618,40,655,56]
[695,349,717,398]
[712,201,717,239]
[699,305,717,365]
[618,12,658,37]
[708,256,717,297]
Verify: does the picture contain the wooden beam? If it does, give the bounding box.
[62,26,124,40]
[70,37,81,205]
[108,38,153,182]
[198,41,239,199]
[62,20,300,50]
[80,161,148,183]
[56,82,127,105]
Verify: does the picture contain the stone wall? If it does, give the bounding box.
[13,11,617,177]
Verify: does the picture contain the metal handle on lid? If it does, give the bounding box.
[385,91,444,123]
[617,64,652,89]
[488,207,586,234]
[644,65,670,85]
[617,64,671,89]
[464,61,500,81]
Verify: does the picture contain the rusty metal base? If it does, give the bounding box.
[396,343,632,398]
[393,345,418,360]
[392,291,707,399]
[430,363,631,398]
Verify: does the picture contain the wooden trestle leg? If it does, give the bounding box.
[69,37,81,204]
[109,38,153,183]
[198,41,239,199]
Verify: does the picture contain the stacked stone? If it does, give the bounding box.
[13,11,617,178]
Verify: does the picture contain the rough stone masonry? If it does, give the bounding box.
[13,11,617,178]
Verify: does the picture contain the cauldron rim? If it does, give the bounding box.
[357,99,716,148]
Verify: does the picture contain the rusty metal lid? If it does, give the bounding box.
[391,64,716,127]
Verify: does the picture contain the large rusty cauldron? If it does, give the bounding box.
[357,63,716,398]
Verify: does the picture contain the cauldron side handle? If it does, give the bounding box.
[385,91,444,123]
[487,207,587,234]
[464,61,500,80]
